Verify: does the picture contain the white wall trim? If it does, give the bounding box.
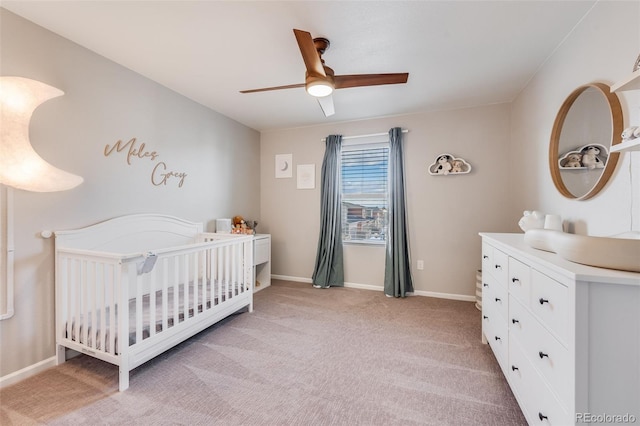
[0,356,56,389]
[271,274,475,302]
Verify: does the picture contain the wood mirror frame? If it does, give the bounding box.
[549,82,623,201]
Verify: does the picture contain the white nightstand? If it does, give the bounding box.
[254,234,271,292]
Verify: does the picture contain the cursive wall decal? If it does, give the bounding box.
[104,137,187,188]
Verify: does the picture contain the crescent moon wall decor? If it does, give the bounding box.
[0,76,83,192]
[275,153,293,178]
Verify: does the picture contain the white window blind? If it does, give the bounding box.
[341,141,389,243]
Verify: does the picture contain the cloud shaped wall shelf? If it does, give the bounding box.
[428,153,472,175]
[558,143,609,170]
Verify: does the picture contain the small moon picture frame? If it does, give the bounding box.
[275,154,293,178]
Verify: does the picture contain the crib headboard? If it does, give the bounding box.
[55,214,203,254]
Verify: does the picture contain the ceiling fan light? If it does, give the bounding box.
[306,78,334,97]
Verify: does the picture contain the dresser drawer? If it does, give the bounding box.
[530,270,568,344]
[508,257,530,306]
[508,338,570,425]
[509,296,570,405]
[487,274,508,321]
[492,248,509,286]
[482,242,494,277]
[487,309,508,370]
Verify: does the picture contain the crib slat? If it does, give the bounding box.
[149,262,157,338]
[79,260,88,347]
[109,264,117,355]
[183,253,189,320]
[173,256,179,326]
[193,251,199,316]
[202,248,208,312]
[89,261,97,349]
[136,265,143,344]
[216,246,222,305]
[162,258,168,331]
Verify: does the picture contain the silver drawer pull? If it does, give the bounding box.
[539,298,549,305]
[539,351,549,359]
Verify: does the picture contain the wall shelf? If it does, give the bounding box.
[611,138,640,153]
[611,67,640,153]
[611,69,640,93]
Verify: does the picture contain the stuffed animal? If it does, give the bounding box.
[451,159,464,173]
[518,210,546,232]
[434,155,452,175]
[231,215,246,234]
[622,126,638,141]
[563,153,582,168]
[581,146,604,170]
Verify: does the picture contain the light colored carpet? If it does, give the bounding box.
[1,280,526,425]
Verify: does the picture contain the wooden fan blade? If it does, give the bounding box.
[317,95,335,117]
[240,83,305,94]
[334,73,409,89]
[293,29,326,77]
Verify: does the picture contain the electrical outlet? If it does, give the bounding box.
[417,260,424,270]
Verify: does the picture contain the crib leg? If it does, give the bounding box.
[119,367,130,391]
[56,345,67,365]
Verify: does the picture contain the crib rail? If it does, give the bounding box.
[55,234,254,366]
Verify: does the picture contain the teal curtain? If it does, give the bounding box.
[384,127,414,297]
[311,135,344,288]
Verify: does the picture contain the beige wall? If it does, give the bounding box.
[509,0,640,237]
[260,103,515,297]
[0,10,260,377]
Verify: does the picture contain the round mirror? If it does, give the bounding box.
[549,83,623,200]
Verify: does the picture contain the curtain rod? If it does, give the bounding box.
[320,129,408,142]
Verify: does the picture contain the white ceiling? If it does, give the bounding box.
[2,1,597,132]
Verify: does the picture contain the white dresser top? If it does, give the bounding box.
[480,233,640,286]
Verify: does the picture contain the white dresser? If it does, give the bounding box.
[253,234,271,293]
[480,233,640,425]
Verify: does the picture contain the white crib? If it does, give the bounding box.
[54,214,254,391]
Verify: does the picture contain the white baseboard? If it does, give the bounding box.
[0,356,56,389]
[271,274,475,301]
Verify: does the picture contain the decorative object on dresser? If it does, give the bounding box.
[480,232,640,425]
[428,153,472,175]
[517,210,563,233]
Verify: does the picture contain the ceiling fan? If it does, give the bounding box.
[240,29,409,117]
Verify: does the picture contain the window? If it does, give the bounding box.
[341,141,389,243]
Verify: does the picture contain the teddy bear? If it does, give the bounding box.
[563,153,582,168]
[580,146,604,170]
[231,215,246,234]
[451,159,464,173]
[434,155,452,175]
